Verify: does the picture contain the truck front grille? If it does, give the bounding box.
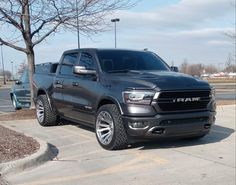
[156,90,211,112]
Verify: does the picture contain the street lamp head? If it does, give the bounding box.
[111,18,120,22]
[0,42,3,46]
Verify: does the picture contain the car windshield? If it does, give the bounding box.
[97,50,170,73]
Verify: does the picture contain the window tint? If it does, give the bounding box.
[79,52,96,70]
[20,69,29,83]
[60,53,78,75]
[35,63,58,74]
[97,50,169,72]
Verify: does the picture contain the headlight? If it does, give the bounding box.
[123,91,158,105]
[210,87,216,99]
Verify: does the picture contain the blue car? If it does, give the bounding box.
[10,69,30,109]
[10,63,58,110]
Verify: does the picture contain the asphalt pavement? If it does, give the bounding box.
[0,105,235,185]
[0,88,15,114]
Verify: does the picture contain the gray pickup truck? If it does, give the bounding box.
[33,48,216,150]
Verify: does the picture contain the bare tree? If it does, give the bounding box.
[180,60,205,77]
[0,70,11,80]
[180,59,189,74]
[224,0,236,62]
[187,64,204,77]
[204,64,218,74]
[0,0,136,108]
[224,54,236,72]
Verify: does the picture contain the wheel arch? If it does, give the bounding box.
[36,88,53,111]
[97,96,123,115]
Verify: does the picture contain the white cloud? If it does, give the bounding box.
[207,40,232,46]
[1,0,234,71]
[114,0,234,30]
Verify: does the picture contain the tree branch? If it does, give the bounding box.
[32,21,62,46]
[0,38,27,53]
[0,8,22,31]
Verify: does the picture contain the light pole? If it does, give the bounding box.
[111,18,120,48]
[11,61,14,80]
[0,42,6,85]
[76,0,80,49]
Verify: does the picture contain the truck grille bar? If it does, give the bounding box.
[156,90,211,112]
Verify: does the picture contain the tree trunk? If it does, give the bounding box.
[26,49,35,109]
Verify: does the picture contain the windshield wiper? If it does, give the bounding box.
[107,69,131,73]
[107,69,141,73]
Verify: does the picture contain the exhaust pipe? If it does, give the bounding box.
[151,128,165,134]
[204,124,211,129]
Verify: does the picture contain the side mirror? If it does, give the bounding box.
[15,80,22,85]
[170,66,179,72]
[73,66,96,75]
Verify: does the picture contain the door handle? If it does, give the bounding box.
[54,80,63,88]
[72,82,79,87]
[55,80,62,85]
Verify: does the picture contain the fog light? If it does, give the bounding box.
[128,121,148,129]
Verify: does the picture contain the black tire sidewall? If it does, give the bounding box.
[95,104,127,150]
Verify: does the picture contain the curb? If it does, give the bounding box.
[0,127,53,176]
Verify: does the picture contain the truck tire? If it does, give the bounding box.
[36,95,58,126]
[95,104,128,150]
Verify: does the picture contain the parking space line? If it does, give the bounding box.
[61,149,103,160]
[55,140,95,150]
[0,105,13,108]
[0,98,11,102]
[58,127,94,140]
[18,152,158,185]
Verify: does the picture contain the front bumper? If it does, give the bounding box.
[122,111,216,139]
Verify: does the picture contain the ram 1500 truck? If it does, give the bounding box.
[33,49,216,150]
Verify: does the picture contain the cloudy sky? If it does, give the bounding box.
[0,0,234,72]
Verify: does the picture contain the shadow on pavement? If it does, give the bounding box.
[131,124,234,150]
[58,118,94,133]
[48,143,59,160]
[57,119,234,151]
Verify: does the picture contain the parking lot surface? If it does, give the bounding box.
[0,105,235,185]
[0,88,15,114]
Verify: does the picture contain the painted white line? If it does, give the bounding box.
[0,105,13,108]
[0,99,11,102]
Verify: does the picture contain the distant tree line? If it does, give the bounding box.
[0,70,12,80]
[179,58,236,77]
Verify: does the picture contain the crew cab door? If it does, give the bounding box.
[64,51,98,124]
[52,52,79,115]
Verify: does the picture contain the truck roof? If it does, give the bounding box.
[63,48,149,54]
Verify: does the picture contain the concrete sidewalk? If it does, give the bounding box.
[1,105,235,185]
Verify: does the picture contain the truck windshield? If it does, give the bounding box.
[97,50,170,73]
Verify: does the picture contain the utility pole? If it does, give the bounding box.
[0,43,6,85]
[11,61,14,80]
[111,18,120,48]
[76,0,80,49]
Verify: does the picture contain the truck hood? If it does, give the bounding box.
[105,71,210,91]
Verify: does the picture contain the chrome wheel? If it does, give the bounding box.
[96,111,114,145]
[36,99,44,123]
[12,96,17,108]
